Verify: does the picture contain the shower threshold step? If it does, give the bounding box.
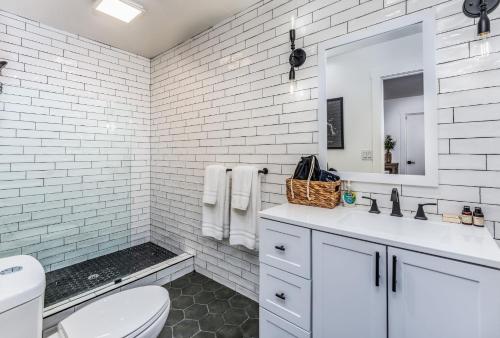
[43,242,193,317]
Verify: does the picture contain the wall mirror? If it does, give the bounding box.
[318,10,438,186]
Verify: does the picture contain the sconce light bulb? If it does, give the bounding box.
[291,16,295,30]
[480,35,491,56]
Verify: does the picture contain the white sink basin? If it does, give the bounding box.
[336,212,448,238]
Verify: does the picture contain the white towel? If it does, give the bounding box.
[223,173,231,239]
[202,165,228,240]
[230,166,261,250]
[231,166,254,210]
[203,165,224,205]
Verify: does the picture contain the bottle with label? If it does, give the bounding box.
[461,206,473,225]
[342,180,357,207]
[473,207,485,227]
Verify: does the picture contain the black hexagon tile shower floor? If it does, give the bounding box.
[160,272,259,338]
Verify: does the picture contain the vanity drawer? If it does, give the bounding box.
[260,308,310,338]
[259,264,311,331]
[259,218,311,278]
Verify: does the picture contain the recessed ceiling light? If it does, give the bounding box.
[95,0,144,23]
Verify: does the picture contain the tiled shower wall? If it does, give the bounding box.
[0,10,151,271]
[150,0,500,301]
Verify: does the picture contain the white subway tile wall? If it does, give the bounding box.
[2,0,500,301]
[150,0,500,301]
[0,10,151,271]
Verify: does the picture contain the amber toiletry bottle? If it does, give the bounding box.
[461,206,473,225]
[473,207,485,227]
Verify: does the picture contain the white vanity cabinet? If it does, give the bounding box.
[312,232,387,338]
[259,205,500,338]
[388,247,500,338]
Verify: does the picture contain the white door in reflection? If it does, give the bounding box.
[403,113,425,175]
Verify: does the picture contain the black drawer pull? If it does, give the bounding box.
[375,251,380,287]
[275,292,286,300]
[274,245,285,251]
[392,255,397,293]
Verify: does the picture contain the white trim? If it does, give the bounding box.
[318,9,438,187]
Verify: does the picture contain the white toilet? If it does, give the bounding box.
[0,255,170,338]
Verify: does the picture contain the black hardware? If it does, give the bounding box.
[392,255,397,293]
[274,245,285,251]
[390,188,403,217]
[407,160,415,165]
[226,168,268,174]
[289,28,306,81]
[275,292,286,300]
[114,278,122,284]
[375,251,380,287]
[362,196,381,214]
[415,203,437,220]
[0,61,7,94]
[463,0,500,36]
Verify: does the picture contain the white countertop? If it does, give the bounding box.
[259,203,500,270]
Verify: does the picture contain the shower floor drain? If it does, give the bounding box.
[87,274,100,281]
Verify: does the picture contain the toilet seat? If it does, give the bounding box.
[55,286,170,338]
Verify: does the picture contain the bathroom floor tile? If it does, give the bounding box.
[161,272,259,338]
[44,242,177,307]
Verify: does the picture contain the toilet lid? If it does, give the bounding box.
[58,286,169,338]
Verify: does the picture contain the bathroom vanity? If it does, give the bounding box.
[258,203,500,338]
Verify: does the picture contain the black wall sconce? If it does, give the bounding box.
[463,0,499,37]
[0,61,7,94]
[289,28,306,81]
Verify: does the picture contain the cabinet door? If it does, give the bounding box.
[312,231,387,338]
[388,247,500,338]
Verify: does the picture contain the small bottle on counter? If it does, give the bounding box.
[473,207,485,227]
[461,206,473,225]
[342,180,357,207]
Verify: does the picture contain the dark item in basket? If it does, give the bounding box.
[319,170,340,182]
[292,155,321,181]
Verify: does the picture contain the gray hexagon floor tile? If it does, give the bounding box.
[163,272,259,338]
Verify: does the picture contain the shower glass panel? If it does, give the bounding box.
[0,107,137,306]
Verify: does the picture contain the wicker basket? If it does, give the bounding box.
[286,178,341,209]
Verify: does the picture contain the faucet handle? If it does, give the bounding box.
[362,196,381,214]
[415,203,437,220]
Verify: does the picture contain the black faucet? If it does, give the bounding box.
[390,188,403,217]
[362,196,380,214]
[415,203,437,220]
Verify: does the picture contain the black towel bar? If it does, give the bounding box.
[226,168,268,175]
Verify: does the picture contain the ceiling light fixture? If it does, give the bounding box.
[95,0,144,23]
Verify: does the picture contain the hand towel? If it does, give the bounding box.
[223,173,231,239]
[203,165,224,205]
[202,165,228,240]
[231,166,254,210]
[230,166,261,250]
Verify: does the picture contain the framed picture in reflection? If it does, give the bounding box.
[327,97,344,149]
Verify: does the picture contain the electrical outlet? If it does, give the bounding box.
[361,150,373,161]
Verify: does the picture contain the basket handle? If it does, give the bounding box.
[305,159,315,201]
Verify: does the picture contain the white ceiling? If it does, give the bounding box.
[1,0,259,58]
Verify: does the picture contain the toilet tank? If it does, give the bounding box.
[0,255,46,338]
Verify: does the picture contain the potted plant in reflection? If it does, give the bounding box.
[384,135,396,164]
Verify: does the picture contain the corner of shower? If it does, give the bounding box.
[0,125,193,319]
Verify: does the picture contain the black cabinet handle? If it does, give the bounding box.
[375,251,380,287]
[275,292,286,300]
[392,255,397,293]
[274,245,285,251]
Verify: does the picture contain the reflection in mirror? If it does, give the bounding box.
[326,23,426,176]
